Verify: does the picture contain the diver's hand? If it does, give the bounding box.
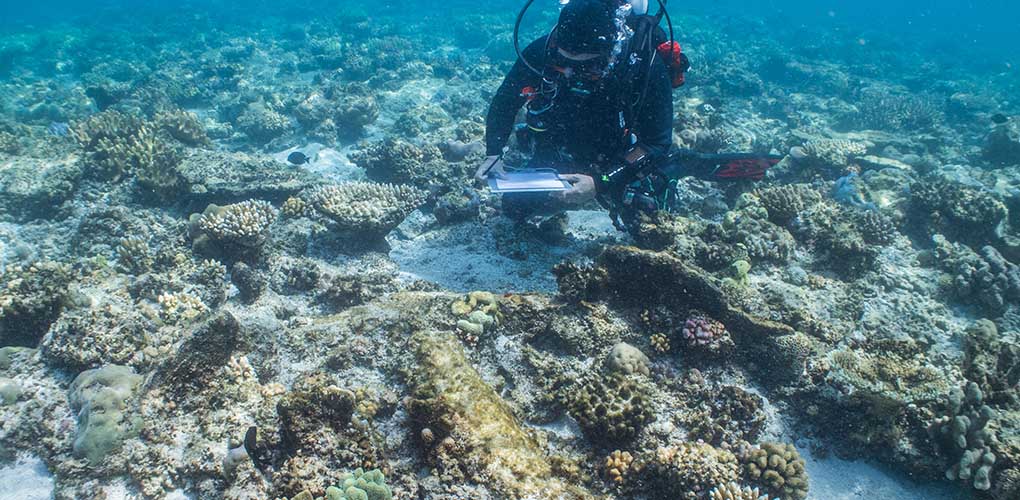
[553,174,596,205]
[474,155,505,184]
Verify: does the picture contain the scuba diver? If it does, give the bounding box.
[476,0,781,230]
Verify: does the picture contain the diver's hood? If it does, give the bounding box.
[553,0,619,54]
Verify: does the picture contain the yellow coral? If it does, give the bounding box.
[604,450,634,484]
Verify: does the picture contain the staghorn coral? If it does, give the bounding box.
[928,382,997,491]
[909,179,1008,246]
[739,442,809,500]
[709,483,771,500]
[155,109,210,146]
[304,182,427,240]
[566,372,655,445]
[637,442,741,500]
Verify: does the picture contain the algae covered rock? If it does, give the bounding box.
[0,157,82,222]
[41,295,158,370]
[408,330,593,498]
[0,260,73,347]
[68,365,144,465]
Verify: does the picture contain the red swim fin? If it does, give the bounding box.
[711,154,782,181]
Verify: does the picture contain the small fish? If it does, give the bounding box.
[48,122,70,137]
[991,113,1009,125]
[243,426,270,473]
[287,151,311,165]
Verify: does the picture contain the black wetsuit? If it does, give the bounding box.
[484,28,673,218]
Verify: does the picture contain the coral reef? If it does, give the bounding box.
[0,261,73,347]
[709,483,771,500]
[155,108,210,146]
[189,199,278,260]
[932,235,1020,317]
[788,139,867,178]
[566,372,655,445]
[322,468,392,500]
[68,365,144,465]
[408,330,593,498]
[739,442,809,500]
[909,179,1008,247]
[303,182,427,241]
[928,382,997,491]
[636,442,741,500]
[605,342,651,376]
[604,450,634,485]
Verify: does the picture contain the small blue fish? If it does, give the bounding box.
[48,122,70,137]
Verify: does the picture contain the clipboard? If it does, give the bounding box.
[488,169,570,193]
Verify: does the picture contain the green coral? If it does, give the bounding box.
[324,468,392,500]
[68,365,144,465]
[740,442,809,500]
[566,372,655,445]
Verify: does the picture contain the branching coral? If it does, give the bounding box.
[116,236,154,275]
[304,182,427,239]
[73,111,180,184]
[637,442,741,500]
[709,483,771,500]
[155,109,209,146]
[739,442,809,500]
[566,372,655,445]
[197,200,278,249]
[845,87,943,131]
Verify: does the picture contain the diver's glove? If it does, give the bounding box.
[552,174,597,205]
[474,155,506,183]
